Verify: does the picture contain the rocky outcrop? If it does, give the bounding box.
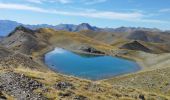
[120,41,152,52]
[79,45,105,54]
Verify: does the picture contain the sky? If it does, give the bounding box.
[0,0,170,30]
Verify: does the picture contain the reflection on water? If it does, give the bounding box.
[45,48,140,80]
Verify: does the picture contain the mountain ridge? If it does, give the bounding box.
[0,20,169,36]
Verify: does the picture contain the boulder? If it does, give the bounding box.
[73,95,88,100]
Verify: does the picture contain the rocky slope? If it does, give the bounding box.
[1,26,48,55]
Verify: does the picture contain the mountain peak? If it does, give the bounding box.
[16,25,34,32]
[79,23,91,26]
[8,25,34,37]
[74,23,95,31]
[16,25,28,30]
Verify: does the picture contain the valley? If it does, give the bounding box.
[0,21,170,100]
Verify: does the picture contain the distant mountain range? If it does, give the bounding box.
[0,20,168,36]
[0,20,98,36]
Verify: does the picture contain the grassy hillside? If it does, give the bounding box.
[103,66,170,98]
[1,67,169,100]
[1,26,170,99]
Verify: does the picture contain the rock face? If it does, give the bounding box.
[120,41,151,52]
[0,71,47,100]
[79,45,105,54]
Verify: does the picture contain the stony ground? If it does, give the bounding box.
[1,68,169,100]
[0,71,47,100]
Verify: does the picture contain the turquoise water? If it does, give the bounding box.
[45,48,140,80]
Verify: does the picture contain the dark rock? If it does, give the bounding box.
[139,94,145,100]
[79,45,105,54]
[58,91,74,98]
[0,91,7,100]
[73,95,88,100]
[29,57,33,60]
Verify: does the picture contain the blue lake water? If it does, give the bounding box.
[45,48,140,80]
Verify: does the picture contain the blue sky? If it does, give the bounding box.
[0,0,170,30]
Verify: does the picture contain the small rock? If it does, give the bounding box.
[139,94,145,100]
[0,72,46,100]
[0,91,7,100]
[73,95,88,100]
[54,82,74,90]
[58,91,72,98]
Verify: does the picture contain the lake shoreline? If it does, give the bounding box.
[43,47,142,81]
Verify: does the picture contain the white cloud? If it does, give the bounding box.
[25,0,107,4]
[50,0,72,4]
[84,0,107,5]
[26,0,43,4]
[0,3,166,23]
[0,3,47,12]
[159,8,170,13]
[26,0,72,4]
